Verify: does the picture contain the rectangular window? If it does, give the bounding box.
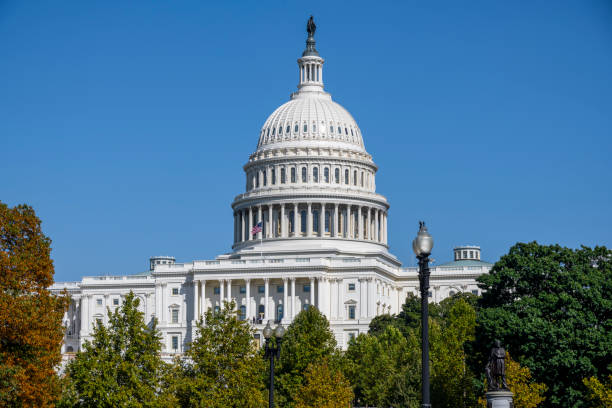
[428,291,433,298]
[96,299,102,306]
[303,284,310,292]
[471,290,479,295]
[277,285,284,293]
[469,250,474,258]
[291,168,296,183]
[172,288,179,295]
[281,168,286,183]
[348,305,356,320]
[171,336,179,350]
[214,305,220,313]
[301,167,307,182]
[171,309,179,323]
[214,287,220,295]
[348,332,356,342]
[258,285,265,294]
[240,286,246,294]
[113,298,119,306]
[271,168,276,185]
[348,283,356,291]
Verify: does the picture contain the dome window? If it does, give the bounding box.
[353,170,357,186]
[324,167,329,183]
[345,127,348,135]
[286,125,290,134]
[313,167,319,182]
[267,128,270,137]
[301,167,307,182]
[313,124,316,132]
[330,126,334,133]
[263,171,267,186]
[303,124,307,133]
[337,126,341,134]
[272,127,275,136]
[345,169,349,185]
[351,128,354,136]
[294,124,299,133]
[291,168,296,183]
[271,168,276,185]
[334,168,340,184]
[278,126,282,135]
[281,168,286,184]
[300,210,307,233]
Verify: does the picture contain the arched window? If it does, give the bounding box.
[324,167,329,183]
[313,210,319,233]
[272,127,275,136]
[291,168,296,183]
[313,167,319,182]
[345,127,348,135]
[354,211,358,238]
[239,305,246,320]
[353,170,357,186]
[267,128,270,137]
[330,125,334,133]
[300,210,307,233]
[263,171,267,186]
[351,128,354,136]
[289,211,295,233]
[277,304,284,321]
[303,124,307,132]
[301,167,307,182]
[66,346,74,353]
[325,211,330,233]
[281,168,286,184]
[313,124,316,132]
[278,126,282,135]
[256,172,260,188]
[338,126,342,134]
[294,124,299,133]
[286,125,290,134]
[271,168,276,185]
[334,168,340,183]
[345,169,349,184]
[361,172,364,186]
[258,304,265,319]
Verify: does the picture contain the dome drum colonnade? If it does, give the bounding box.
[231,18,389,250]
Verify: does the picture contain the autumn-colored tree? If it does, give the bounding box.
[294,358,353,408]
[172,301,266,408]
[478,352,547,408]
[0,202,67,407]
[583,373,612,408]
[62,291,168,407]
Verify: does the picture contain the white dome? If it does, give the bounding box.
[256,93,365,153]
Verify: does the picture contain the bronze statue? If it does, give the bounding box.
[486,340,508,391]
[307,16,316,38]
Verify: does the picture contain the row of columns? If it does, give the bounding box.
[300,61,321,84]
[233,203,388,245]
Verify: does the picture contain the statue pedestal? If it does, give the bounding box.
[485,390,514,408]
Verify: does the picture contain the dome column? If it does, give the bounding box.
[366,207,371,240]
[307,202,312,237]
[319,203,325,237]
[357,206,363,240]
[257,206,263,239]
[293,203,299,236]
[280,204,286,237]
[333,203,339,238]
[248,207,253,240]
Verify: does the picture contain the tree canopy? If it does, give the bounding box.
[0,202,67,407]
[62,292,167,408]
[476,242,612,407]
[294,358,353,408]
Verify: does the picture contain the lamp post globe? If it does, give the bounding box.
[274,324,285,339]
[263,321,273,339]
[414,221,433,408]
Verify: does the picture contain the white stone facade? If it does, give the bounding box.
[51,26,492,359]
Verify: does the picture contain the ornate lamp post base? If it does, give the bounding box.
[485,390,514,408]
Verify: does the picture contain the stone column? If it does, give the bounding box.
[367,278,375,317]
[320,203,325,236]
[226,279,232,305]
[283,278,288,323]
[219,280,225,308]
[337,278,344,319]
[248,207,253,240]
[280,203,286,237]
[200,280,206,320]
[330,279,337,319]
[241,209,246,242]
[233,213,237,243]
[375,210,380,242]
[359,278,367,318]
[264,278,270,321]
[366,207,371,240]
[291,278,296,319]
[161,283,167,324]
[192,281,198,325]
[80,295,89,335]
[267,205,272,238]
[383,212,388,244]
[333,203,339,238]
[317,277,326,316]
[155,284,161,323]
[293,203,299,236]
[306,202,312,237]
[310,277,315,307]
[244,279,250,320]
[357,206,362,240]
[257,206,263,239]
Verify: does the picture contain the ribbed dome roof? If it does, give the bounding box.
[256,93,365,152]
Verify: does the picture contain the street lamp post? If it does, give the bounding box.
[412,221,434,408]
[263,320,285,408]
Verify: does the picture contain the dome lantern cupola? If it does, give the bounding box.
[296,16,324,94]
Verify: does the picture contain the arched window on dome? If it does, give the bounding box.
[313,167,319,183]
[330,125,334,134]
[289,211,295,233]
[334,168,340,184]
[294,124,299,133]
[337,126,342,134]
[256,172,260,188]
[267,128,270,137]
[313,210,319,233]
[361,171,364,187]
[286,125,290,134]
[271,168,276,185]
[301,167,307,183]
[281,168,286,184]
[354,211,358,238]
[300,210,307,234]
[291,168,296,183]
[303,124,307,133]
[351,128,354,136]
[345,169,349,185]
[312,124,316,133]
[353,170,357,186]
[345,127,348,135]
[278,126,282,135]
[263,170,267,186]
[325,211,330,234]
[272,127,275,136]
[324,167,329,183]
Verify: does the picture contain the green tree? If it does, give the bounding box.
[583,374,612,408]
[430,297,478,407]
[62,291,167,408]
[173,301,265,408]
[476,242,612,407]
[294,358,353,408]
[345,326,420,408]
[0,202,67,407]
[275,306,340,408]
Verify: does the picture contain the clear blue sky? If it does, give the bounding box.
[1,1,611,281]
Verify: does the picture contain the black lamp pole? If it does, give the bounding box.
[263,321,284,408]
[413,221,433,408]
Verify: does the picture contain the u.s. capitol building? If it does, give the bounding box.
[52,21,492,358]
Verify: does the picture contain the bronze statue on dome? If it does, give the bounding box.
[307,16,316,38]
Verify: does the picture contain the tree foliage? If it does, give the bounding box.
[476,242,612,407]
[62,292,167,408]
[294,358,353,408]
[0,202,67,407]
[583,372,612,408]
[276,306,340,408]
[172,301,265,408]
[345,326,420,408]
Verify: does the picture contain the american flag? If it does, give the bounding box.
[251,222,263,235]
